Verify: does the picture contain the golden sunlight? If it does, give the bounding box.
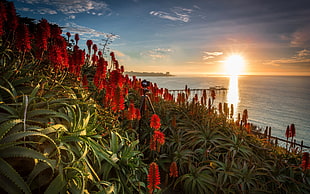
[227,75,239,118]
[223,54,245,76]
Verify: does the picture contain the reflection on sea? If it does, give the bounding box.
[227,75,239,118]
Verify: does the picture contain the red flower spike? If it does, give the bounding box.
[86,40,93,53]
[150,130,165,151]
[290,124,296,137]
[98,51,103,57]
[0,2,7,36]
[147,162,161,194]
[7,2,18,31]
[150,114,161,130]
[15,24,31,52]
[74,33,79,45]
[92,44,98,54]
[35,19,50,54]
[211,90,216,100]
[169,161,179,177]
[127,103,136,120]
[301,152,310,171]
[135,108,141,120]
[285,125,290,138]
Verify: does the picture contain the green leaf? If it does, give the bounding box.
[30,84,40,98]
[44,171,66,194]
[0,78,17,102]
[110,132,119,153]
[0,146,54,168]
[0,104,19,116]
[0,119,23,140]
[26,161,52,185]
[0,158,31,194]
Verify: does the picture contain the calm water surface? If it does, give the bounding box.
[138,75,310,146]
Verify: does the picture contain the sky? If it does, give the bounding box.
[12,0,310,75]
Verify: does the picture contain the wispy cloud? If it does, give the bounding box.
[141,48,173,60]
[290,25,310,47]
[18,7,57,14]
[63,22,119,41]
[17,0,111,16]
[203,51,223,60]
[150,6,192,22]
[265,49,310,69]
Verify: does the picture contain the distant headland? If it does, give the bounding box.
[125,71,174,76]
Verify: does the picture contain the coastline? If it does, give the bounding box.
[125,71,174,77]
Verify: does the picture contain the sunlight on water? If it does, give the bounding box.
[227,75,239,118]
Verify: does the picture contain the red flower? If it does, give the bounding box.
[92,44,98,54]
[110,70,124,88]
[36,19,50,51]
[150,130,165,151]
[98,51,103,57]
[169,161,178,177]
[147,162,161,194]
[86,40,93,53]
[211,89,216,100]
[111,87,125,112]
[74,33,79,45]
[301,152,310,171]
[290,124,296,137]
[286,124,296,138]
[135,108,141,120]
[150,114,161,130]
[66,32,71,38]
[15,24,31,52]
[127,102,136,120]
[50,24,62,39]
[7,2,18,31]
[0,1,7,36]
[285,125,290,138]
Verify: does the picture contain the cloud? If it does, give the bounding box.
[16,0,111,16]
[63,22,120,40]
[295,49,310,58]
[68,15,76,19]
[265,49,310,69]
[203,51,223,60]
[141,48,173,60]
[150,6,192,23]
[290,25,310,47]
[17,7,57,14]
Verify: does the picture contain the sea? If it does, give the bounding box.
[137,75,310,148]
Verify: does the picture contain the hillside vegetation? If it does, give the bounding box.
[0,1,309,193]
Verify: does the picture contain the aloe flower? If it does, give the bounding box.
[150,130,165,151]
[15,24,31,52]
[36,19,50,53]
[147,162,161,194]
[127,102,136,120]
[92,44,98,54]
[150,114,161,130]
[66,32,71,41]
[7,2,18,31]
[0,1,7,36]
[169,161,178,177]
[301,152,310,171]
[86,39,93,53]
[74,33,79,45]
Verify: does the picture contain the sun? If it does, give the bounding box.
[223,54,245,76]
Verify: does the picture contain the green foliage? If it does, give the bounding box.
[1,1,309,193]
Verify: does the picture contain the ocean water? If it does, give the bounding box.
[138,75,310,147]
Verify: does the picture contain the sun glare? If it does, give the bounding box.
[224,54,245,76]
